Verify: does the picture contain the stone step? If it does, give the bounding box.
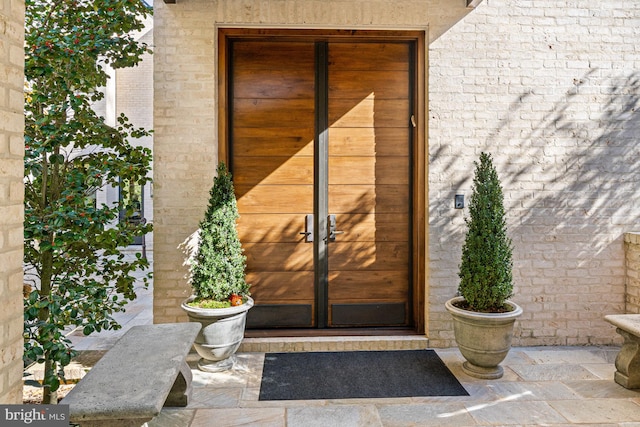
[238,336,429,353]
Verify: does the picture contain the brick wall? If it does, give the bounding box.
[428,0,640,347]
[624,233,640,314]
[0,0,24,403]
[154,0,640,346]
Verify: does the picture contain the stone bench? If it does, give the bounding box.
[604,314,640,389]
[61,322,201,427]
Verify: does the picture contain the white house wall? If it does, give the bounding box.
[116,28,154,245]
[95,26,154,251]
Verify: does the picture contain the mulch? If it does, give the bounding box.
[23,383,75,404]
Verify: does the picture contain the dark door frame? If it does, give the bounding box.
[315,41,330,327]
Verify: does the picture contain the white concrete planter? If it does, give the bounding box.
[181,296,254,372]
[445,296,523,379]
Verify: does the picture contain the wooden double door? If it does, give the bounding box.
[225,32,420,330]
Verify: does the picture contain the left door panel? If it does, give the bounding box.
[231,41,317,327]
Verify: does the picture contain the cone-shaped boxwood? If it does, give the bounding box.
[189,162,250,307]
[458,152,513,312]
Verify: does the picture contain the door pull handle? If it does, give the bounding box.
[328,214,344,242]
[301,214,313,243]
[329,230,344,241]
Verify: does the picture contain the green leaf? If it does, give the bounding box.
[28,290,39,304]
[48,153,65,164]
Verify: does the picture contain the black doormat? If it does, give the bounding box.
[258,350,468,400]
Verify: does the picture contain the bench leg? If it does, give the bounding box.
[165,361,193,407]
[613,328,640,389]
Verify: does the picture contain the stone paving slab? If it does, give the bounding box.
[378,402,476,427]
[520,347,611,364]
[582,361,618,379]
[466,401,568,425]
[509,363,600,381]
[188,408,285,427]
[549,398,640,424]
[484,381,582,400]
[189,387,241,408]
[287,405,382,427]
[564,380,640,399]
[148,410,196,427]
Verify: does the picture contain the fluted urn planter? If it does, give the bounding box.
[445,296,522,379]
[181,296,254,372]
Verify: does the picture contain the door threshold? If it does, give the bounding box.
[239,331,429,353]
[245,328,419,338]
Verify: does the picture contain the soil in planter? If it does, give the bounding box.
[453,299,513,314]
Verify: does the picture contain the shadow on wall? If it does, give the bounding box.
[504,71,640,256]
[426,0,480,44]
[431,70,640,342]
[511,71,640,338]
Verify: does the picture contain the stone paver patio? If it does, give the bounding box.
[137,346,639,427]
[57,260,640,426]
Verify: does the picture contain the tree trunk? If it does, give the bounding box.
[42,358,58,404]
[40,244,56,404]
[39,135,60,404]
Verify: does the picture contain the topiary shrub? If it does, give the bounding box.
[458,152,513,312]
[189,162,250,308]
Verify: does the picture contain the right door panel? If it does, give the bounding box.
[327,42,412,327]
